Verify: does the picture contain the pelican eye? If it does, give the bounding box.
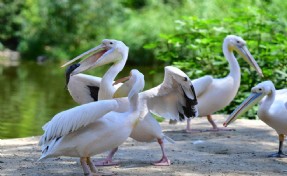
[258,88,262,91]
[184,77,188,81]
[110,42,113,45]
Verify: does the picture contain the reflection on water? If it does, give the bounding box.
[0,61,163,139]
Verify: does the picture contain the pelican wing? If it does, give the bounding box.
[191,75,213,97]
[39,99,119,145]
[142,89,186,120]
[142,66,198,121]
[68,74,122,104]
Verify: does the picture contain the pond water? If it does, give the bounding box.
[0,61,163,139]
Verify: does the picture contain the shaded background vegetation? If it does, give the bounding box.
[1,0,287,120]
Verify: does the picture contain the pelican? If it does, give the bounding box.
[39,69,146,175]
[63,39,129,103]
[224,81,287,157]
[183,35,263,132]
[63,39,198,166]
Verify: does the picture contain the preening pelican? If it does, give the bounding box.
[224,81,287,157]
[39,69,145,175]
[184,35,263,132]
[63,39,198,166]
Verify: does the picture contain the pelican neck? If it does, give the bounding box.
[259,89,276,116]
[222,40,241,82]
[99,52,128,100]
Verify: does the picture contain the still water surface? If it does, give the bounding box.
[0,61,163,139]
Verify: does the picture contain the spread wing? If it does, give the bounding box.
[39,99,119,145]
[141,66,198,121]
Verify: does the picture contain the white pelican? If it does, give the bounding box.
[63,39,129,103]
[63,39,198,166]
[183,35,263,132]
[224,81,287,157]
[39,69,146,175]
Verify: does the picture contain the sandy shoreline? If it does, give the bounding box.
[1,115,287,176]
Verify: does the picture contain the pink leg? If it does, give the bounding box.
[88,157,114,176]
[94,147,119,166]
[152,139,170,166]
[205,115,235,132]
[87,157,98,173]
[185,118,203,133]
[80,157,91,176]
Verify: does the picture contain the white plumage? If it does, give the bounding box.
[184,35,263,132]
[224,81,287,157]
[39,99,119,145]
[63,39,198,166]
[39,69,145,175]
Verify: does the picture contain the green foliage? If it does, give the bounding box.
[18,0,125,60]
[0,0,24,50]
[146,3,287,119]
[2,0,232,64]
[1,0,287,119]
[2,0,190,63]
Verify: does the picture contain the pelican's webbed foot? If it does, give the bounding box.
[94,148,120,167]
[268,151,287,158]
[152,156,171,166]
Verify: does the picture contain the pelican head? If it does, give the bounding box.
[225,35,263,77]
[223,81,274,127]
[126,69,145,100]
[62,39,129,75]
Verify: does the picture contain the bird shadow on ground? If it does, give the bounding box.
[1,117,287,175]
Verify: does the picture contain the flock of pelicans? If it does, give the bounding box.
[37,35,287,175]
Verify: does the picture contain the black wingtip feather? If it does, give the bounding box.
[88,86,100,101]
[178,111,185,121]
[181,85,198,119]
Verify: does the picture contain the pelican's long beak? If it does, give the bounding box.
[237,46,264,77]
[223,92,264,127]
[61,44,109,75]
[112,74,133,99]
[113,75,131,86]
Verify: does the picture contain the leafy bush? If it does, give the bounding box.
[0,0,24,50]
[3,0,189,63]
[145,7,287,119]
[1,0,287,119]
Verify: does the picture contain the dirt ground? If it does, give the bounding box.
[1,115,287,176]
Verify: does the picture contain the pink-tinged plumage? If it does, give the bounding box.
[39,70,145,175]
[185,35,263,132]
[63,39,198,166]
